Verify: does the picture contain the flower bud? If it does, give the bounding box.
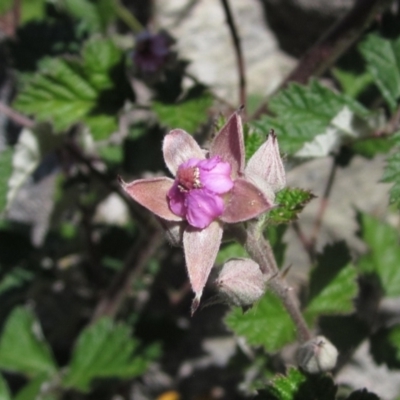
[297,336,338,374]
[215,258,266,306]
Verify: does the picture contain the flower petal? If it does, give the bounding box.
[183,221,223,314]
[121,177,182,221]
[167,181,187,218]
[186,189,224,229]
[220,178,274,223]
[246,131,286,193]
[163,129,205,176]
[198,157,234,194]
[209,112,245,177]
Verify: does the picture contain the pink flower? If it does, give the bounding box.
[167,156,233,229]
[120,112,283,313]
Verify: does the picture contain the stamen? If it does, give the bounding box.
[177,166,202,190]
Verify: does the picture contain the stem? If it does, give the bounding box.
[292,221,314,262]
[252,0,392,119]
[114,0,143,33]
[92,226,163,321]
[232,222,312,343]
[308,157,337,254]
[0,102,34,128]
[220,0,247,113]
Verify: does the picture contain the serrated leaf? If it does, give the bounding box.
[153,93,213,133]
[63,0,116,34]
[14,38,130,139]
[267,188,315,225]
[14,374,56,400]
[265,225,287,268]
[0,268,33,295]
[225,291,296,352]
[0,149,13,212]
[359,34,400,111]
[62,317,157,392]
[369,326,400,369]
[332,68,374,99]
[216,242,247,264]
[0,307,57,377]
[352,136,395,159]
[252,80,371,155]
[358,213,400,297]
[382,133,400,208]
[0,374,11,400]
[295,106,385,158]
[305,242,357,322]
[305,266,357,322]
[257,367,336,400]
[244,126,265,161]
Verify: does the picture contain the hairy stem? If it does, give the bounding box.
[232,222,312,343]
[220,0,247,113]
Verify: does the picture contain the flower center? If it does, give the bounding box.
[177,166,202,192]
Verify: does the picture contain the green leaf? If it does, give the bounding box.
[0,268,33,295]
[359,34,400,111]
[252,80,371,155]
[225,291,296,352]
[244,125,265,161]
[257,367,336,400]
[0,374,11,400]
[369,326,400,369]
[14,38,130,139]
[63,0,116,34]
[14,374,57,400]
[352,136,395,159]
[332,68,374,99]
[305,242,358,323]
[358,213,400,297]
[0,149,13,212]
[382,133,400,208]
[265,225,287,268]
[62,317,157,392]
[216,242,248,264]
[0,307,57,377]
[21,0,47,23]
[153,93,213,133]
[267,188,315,225]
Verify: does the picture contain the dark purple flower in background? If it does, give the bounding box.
[132,31,171,73]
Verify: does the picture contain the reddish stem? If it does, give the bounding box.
[220,0,247,113]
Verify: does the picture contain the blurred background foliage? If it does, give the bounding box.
[0,0,400,399]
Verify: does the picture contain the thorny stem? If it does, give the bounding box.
[252,0,392,120]
[231,222,312,343]
[220,0,247,114]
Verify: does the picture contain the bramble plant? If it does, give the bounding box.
[0,0,400,399]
